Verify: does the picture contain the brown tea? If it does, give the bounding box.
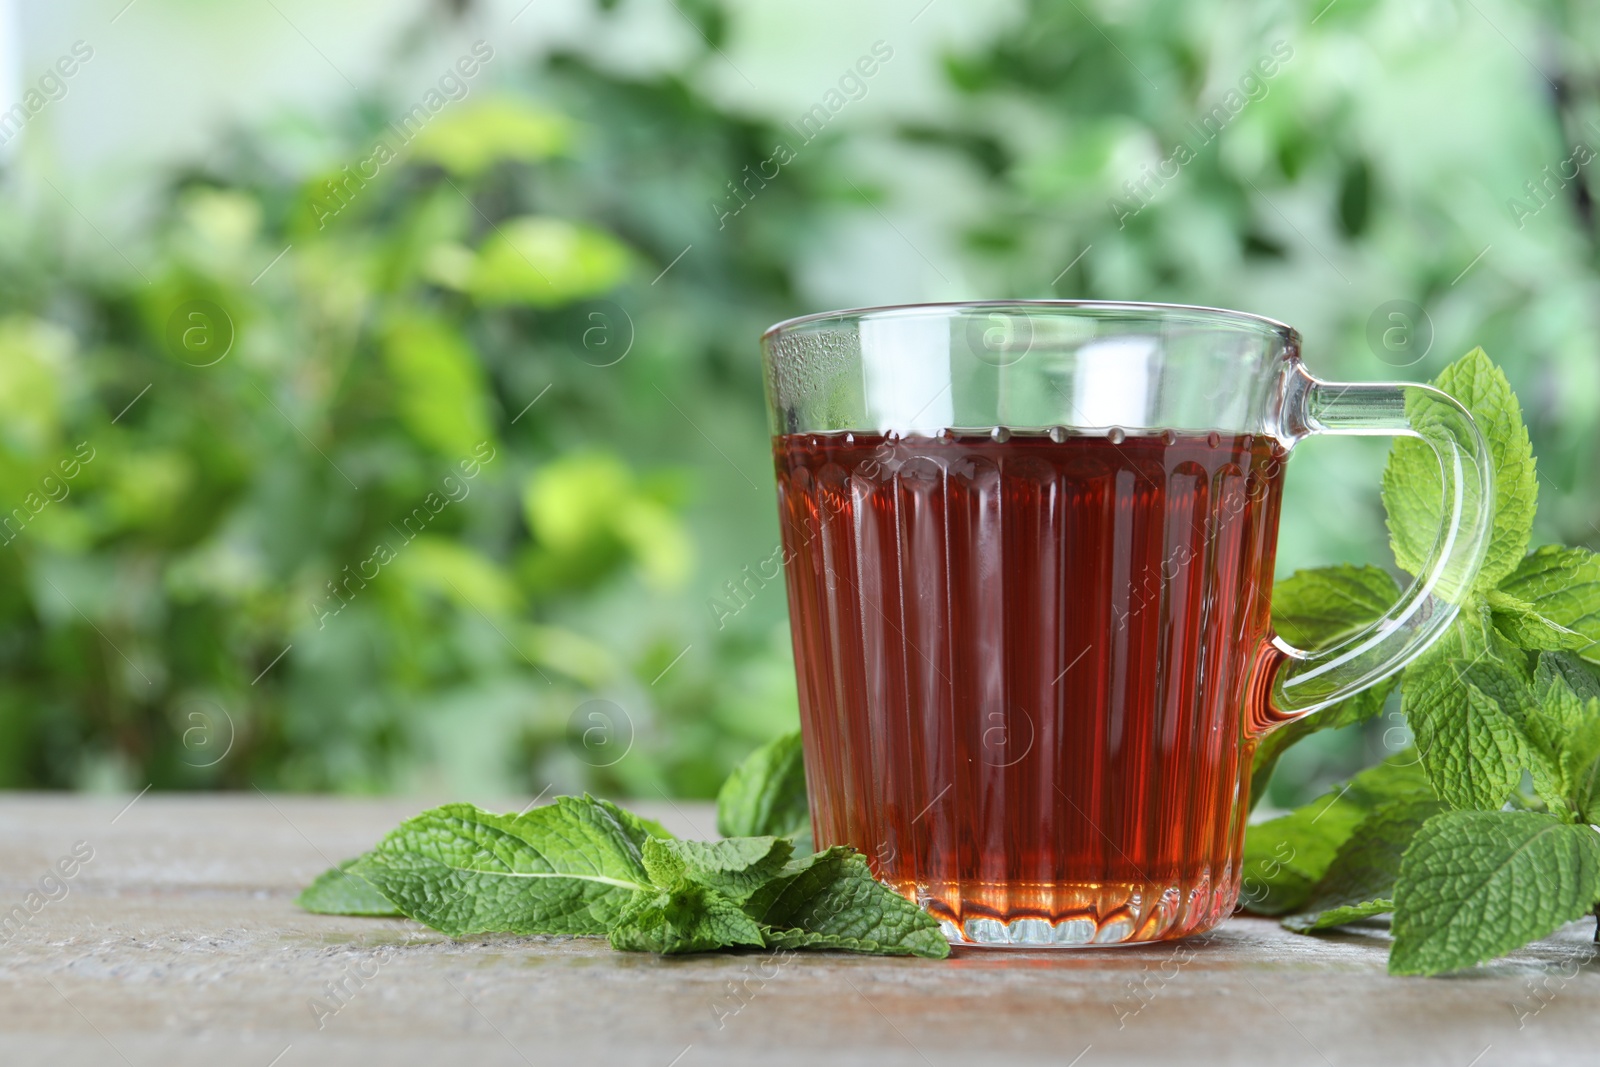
[773,429,1287,944]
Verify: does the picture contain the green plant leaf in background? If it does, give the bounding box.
[381,312,493,457]
[465,216,632,307]
[520,453,694,592]
[1389,811,1600,976]
[1251,564,1401,805]
[408,97,571,176]
[716,730,810,840]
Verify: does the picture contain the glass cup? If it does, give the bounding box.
[760,301,1491,948]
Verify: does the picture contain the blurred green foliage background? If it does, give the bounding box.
[0,0,1595,804]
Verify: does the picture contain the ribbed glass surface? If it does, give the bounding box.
[774,428,1287,946]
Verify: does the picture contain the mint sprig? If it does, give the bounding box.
[1255,347,1600,975]
[298,744,947,959]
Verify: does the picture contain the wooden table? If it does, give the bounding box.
[0,793,1593,1065]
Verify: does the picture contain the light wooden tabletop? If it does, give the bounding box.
[0,793,1592,1066]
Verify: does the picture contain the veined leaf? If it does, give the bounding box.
[1390,811,1600,975]
[349,797,662,937]
[1382,349,1535,589]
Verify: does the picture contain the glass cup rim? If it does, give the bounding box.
[761,299,1298,345]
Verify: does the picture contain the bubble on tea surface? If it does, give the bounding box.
[1207,430,1222,448]
[1107,426,1126,445]
[1160,429,1178,446]
[1049,426,1069,444]
[990,426,1011,443]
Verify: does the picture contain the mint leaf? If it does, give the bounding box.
[1240,754,1428,915]
[296,857,402,916]
[348,797,658,937]
[1389,811,1600,975]
[1250,679,1395,810]
[1295,900,1395,929]
[642,836,793,902]
[1283,795,1444,932]
[1412,667,1525,812]
[1271,564,1402,650]
[1530,654,1600,820]
[1382,349,1535,588]
[1497,545,1600,658]
[743,847,949,958]
[1487,588,1590,651]
[609,882,767,954]
[1251,565,1401,805]
[717,730,810,840]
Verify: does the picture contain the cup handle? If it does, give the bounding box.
[1252,364,1495,729]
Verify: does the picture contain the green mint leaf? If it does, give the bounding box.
[348,797,656,937]
[1486,588,1591,651]
[1382,348,1535,588]
[1250,678,1395,810]
[1389,811,1600,976]
[1408,643,1529,809]
[296,857,403,916]
[742,847,949,958]
[1497,546,1600,659]
[593,796,677,845]
[716,730,811,839]
[1459,659,1569,817]
[1531,654,1600,820]
[1240,754,1428,915]
[1282,795,1444,932]
[1250,565,1402,805]
[609,882,767,954]
[1537,649,1600,703]
[1271,564,1402,650]
[1288,900,1394,931]
[642,836,793,902]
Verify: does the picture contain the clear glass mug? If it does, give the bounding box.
[760,301,1491,947]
